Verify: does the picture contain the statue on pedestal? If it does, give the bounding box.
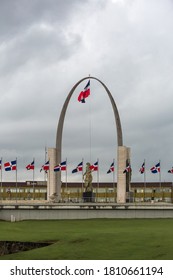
[83,162,93,192]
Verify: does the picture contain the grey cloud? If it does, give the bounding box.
[0,0,87,39]
[0,24,82,76]
[1,0,173,183]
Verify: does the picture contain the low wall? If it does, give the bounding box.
[1,203,173,221]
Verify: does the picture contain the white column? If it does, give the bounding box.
[117,146,128,203]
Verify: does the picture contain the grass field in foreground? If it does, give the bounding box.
[0,219,173,260]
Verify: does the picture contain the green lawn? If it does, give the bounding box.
[0,219,173,260]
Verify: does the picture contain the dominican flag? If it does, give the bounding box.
[150,162,160,173]
[123,163,131,173]
[40,160,49,172]
[168,167,173,174]
[72,161,83,173]
[107,162,114,174]
[139,162,145,174]
[4,160,17,171]
[26,160,35,170]
[90,161,98,171]
[54,161,67,172]
[78,80,90,103]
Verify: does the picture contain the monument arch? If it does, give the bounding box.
[48,76,130,203]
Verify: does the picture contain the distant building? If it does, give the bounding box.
[0,181,173,202]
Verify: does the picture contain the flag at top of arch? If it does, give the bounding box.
[78,80,90,103]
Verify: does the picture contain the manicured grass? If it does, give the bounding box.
[0,219,173,260]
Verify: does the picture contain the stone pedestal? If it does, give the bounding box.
[117,146,131,203]
[82,191,95,202]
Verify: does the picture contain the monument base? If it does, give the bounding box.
[83,191,95,203]
[126,191,134,203]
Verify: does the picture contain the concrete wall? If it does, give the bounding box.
[1,207,173,221]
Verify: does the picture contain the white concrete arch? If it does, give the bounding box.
[48,77,129,203]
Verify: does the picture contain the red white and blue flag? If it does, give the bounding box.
[78,80,90,103]
[150,162,160,173]
[0,159,2,170]
[26,160,35,170]
[72,161,83,173]
[107,162,114,174]
[4,160,17,171]
[123,163,131,173]
[54,161,67,172]
[90,161,98,171]
[40,160,49,172]
[139,162,145,174]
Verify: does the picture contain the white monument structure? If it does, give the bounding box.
[47,77,131,203]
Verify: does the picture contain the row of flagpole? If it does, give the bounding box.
[1,156,173,202]
[0,157,35,200]
[1,158,173,176]
[139,160,163,197]
[0,157,172,191]
[0,158,116,174]
[0,157,116,200]
[1,158,173,179]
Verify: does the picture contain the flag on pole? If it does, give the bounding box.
[4,160,17,171]
[40,160,49,172]
[54,161,67,172]
[26,161,35,170]
[107,162,114,174]
[0,159,2,170]
[139,162,145,174]
[78,80,90,103]
[168,167,173,174]
[123,163,131,173]
[72,161,83,173]
[90,161,98,171]
[150,162,160,173]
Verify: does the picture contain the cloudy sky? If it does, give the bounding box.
[1,0,173,184]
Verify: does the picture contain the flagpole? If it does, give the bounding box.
[112,159,115,202]
[159,160,161,187]
[33,158,35,200]
[0,157,2,201]
[144,159,146,202]
[97,158,99,203]
[48,163,50,201]
[48,157,50,202]
[15,158,17,201]
[66,158,68,199]
[44,146,47,182]
[128,160,130,202]
[82,158,84,193]
[159,160,163,201]
[97,158,99,189]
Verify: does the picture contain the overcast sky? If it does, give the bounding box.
[1,0,173,184]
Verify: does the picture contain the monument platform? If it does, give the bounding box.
[1,201,173,221]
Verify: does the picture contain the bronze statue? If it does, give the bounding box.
[83,162,93,191]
